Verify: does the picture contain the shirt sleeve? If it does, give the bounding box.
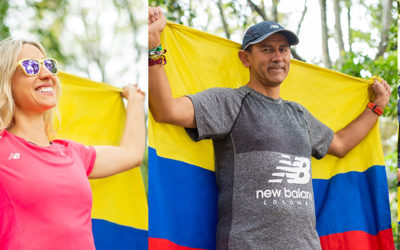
[68,141,97,176]
[299,105,334,159]
[185,87,246,141]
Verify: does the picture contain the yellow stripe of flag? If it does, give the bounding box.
[57,72,148,230]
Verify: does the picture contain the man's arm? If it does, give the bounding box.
[327,79,391,158]
[148,6,196,128]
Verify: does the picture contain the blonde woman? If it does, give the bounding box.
[0,38,145,249]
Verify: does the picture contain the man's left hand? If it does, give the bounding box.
[371,78,391,109]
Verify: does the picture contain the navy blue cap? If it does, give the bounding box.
[241,21,299,50]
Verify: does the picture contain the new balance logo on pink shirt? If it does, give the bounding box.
[8,153,21,160]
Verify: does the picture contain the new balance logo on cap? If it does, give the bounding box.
[8,153,21,160]
[269,24,280,29]
[268,154,310,184]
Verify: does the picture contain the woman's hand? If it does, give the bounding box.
[122,84,146,104]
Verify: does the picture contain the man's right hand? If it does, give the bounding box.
[148,7,196,129]
[149,6,166,49]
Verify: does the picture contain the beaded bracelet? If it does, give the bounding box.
[149,45,167,66]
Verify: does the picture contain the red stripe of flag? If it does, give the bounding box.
[319,229,394,250]
[149,238,207,250]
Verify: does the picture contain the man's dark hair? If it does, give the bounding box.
[245,45,252,53]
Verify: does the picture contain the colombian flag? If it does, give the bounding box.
[57,72,148,249]
[148,23,394,249]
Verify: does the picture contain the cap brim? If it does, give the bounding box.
[242,29,299,50]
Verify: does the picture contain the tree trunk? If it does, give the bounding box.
[333,0,345,69]
[216,0,231,39]
[291,48,305,62]
[296,0,308,35]
[319,0,331,68]
[375,0,393,59]
[247,0,268,20]
[271,0,279,22]
[80,9,107,83]
[291,0,308,62]
[344,0,352,53]
[188,0,194,26]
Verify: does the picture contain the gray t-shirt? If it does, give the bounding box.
[186,86,334,250]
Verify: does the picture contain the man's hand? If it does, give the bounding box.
[148,6,196,128]
[371,78,391,109]
[149,6,166,49]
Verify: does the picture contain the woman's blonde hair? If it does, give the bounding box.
[0,38,61,138]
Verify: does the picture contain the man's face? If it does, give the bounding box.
[245,33,291,87]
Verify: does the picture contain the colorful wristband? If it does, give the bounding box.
[366,102,383,116]
[148,45,167,66]
[149,56,166,66]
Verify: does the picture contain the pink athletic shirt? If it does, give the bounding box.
[0,129,97,250]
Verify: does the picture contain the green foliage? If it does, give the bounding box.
[340,49,397,117]
[0,0,68,61]
[0,0,10,39]
[366,1,382,29]
[387,15,398,51]
[35,24,68,64]
[24,0,70,64]
[337,0,397,119]
[386,149,398,189]
[339,50,397,119]
[149,0,187,24]
[350,29,375,47]
[27,0,63,17]
[394,221,399,249]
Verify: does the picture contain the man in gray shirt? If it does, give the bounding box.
[148,6,391,250]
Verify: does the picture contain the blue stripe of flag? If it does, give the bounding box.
[149,147,218,250]
[313,165,392,236]
[92,219,148,250]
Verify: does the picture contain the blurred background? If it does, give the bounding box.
[0,0,147,87]
[150,0,398,244]
[0,0,149,192]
